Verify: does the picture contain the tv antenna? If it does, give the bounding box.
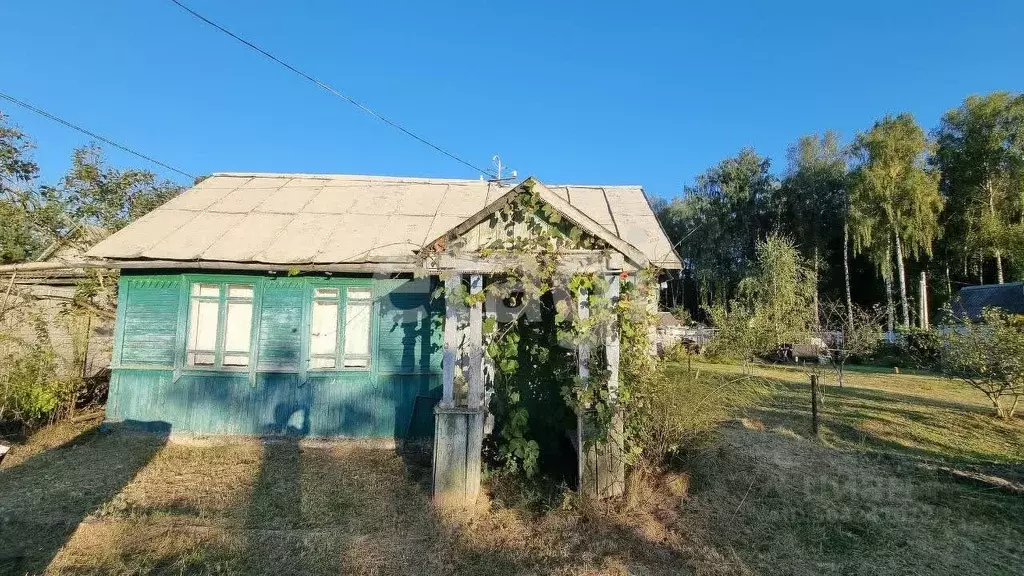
[486,155,517,183]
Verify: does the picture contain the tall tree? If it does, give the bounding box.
[849,114,942,328]
[935,92,1024,284]
[0,112,42,263]
[779,131,847,327]
[659,148,777,307]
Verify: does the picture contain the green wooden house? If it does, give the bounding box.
[87,173,680,441]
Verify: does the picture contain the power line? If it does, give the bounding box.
[166,0,495,179]
[0,90,196,180]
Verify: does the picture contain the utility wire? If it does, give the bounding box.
[166,0,495,179]
[0,90,196,180]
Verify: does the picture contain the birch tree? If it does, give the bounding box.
[849,114,942,328]
[935,92,1024,283]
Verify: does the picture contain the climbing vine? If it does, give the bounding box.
[422,179,659,478]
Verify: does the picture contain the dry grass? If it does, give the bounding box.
[1,363,1022,575]
[0,418,735,575]
[667,361,1024,576]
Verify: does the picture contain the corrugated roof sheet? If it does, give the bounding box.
[87,173,682,269]
[950,282,1024,321]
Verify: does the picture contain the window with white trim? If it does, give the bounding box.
[186,283,254,367]
[308,286,372,369]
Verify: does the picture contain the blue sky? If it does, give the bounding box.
[2,0,1023,199]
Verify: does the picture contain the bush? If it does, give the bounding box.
[897,328,943,370]
[0,314,92,431]
[937,309,1023,419]
[629,365,773,465]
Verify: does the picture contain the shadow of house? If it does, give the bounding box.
[0,420,170,574]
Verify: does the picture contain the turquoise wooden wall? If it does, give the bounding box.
[106,271,442,438]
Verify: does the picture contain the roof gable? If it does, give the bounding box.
[421,178,648,268]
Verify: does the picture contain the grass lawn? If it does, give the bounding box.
[1,363,1022,575]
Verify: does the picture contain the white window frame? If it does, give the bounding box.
[307,284,373,371]
[185,282,255,370]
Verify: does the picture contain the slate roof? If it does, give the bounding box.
[87,173,681,270]
[950,282,1024,321]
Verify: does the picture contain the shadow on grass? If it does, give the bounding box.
[0,420,170,575]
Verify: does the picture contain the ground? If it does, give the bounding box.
[1,363,1022,575]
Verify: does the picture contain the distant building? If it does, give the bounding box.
[2,228,113,380]
[949,282,1024,322]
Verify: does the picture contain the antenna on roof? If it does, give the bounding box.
[489,155,518,184]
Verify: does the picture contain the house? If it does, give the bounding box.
[86,173,680,447]
[950,282,1024,322]
[1,228,113,384]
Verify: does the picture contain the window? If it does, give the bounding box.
[186,283,254,367]
[308,285,372,369]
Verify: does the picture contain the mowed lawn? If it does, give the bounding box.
[1,363,1022,576]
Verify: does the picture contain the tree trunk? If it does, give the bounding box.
[884,273,894,333]
[813,245,820,329]
[893,233,910,328]
[843,224,854,330]
[944,264,952,305]
[988,179,1004,284]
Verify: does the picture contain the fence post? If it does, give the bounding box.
[810,373,820,437]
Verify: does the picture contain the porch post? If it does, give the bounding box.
[578,272,625,498]
[440,273,461,408]
[467,274,484,409]
[605,273,621,402]
[433,272,485,506]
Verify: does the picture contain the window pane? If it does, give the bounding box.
[189,352,216,366]
[345,299,371,357]
[188,299,220,353]
[192,283,220,297]
[311,300,339,356]
[227,284,253,298]
[311,356,336,369]
[314,287,339,298]
[347,287,372,301]
[223,353,249,366]
[224,301,253,353]
[343,357,369,368]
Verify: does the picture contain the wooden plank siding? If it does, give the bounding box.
[106,271,442,438]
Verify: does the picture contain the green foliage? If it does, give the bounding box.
[897,327,944,370]
[0,317,83,428]
[849,113,942,327]
[706,233,816,361]
[938,309,1024,419]
[0,121,183,265]
[934,92,1024,282]
[657,148,777,305]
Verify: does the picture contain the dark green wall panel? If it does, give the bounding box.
[119,278,180,366]
[257,281,305,371]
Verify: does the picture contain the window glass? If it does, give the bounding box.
[314,287,339,298]
[227,284,254,298]
[310,299,338,368]
[344,289,371,367]
[193,283,220,297]
[223,301,253,366]
[187,299,219,366]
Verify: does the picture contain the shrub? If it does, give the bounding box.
[937,309,1023,419]
[898,327,943,370]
